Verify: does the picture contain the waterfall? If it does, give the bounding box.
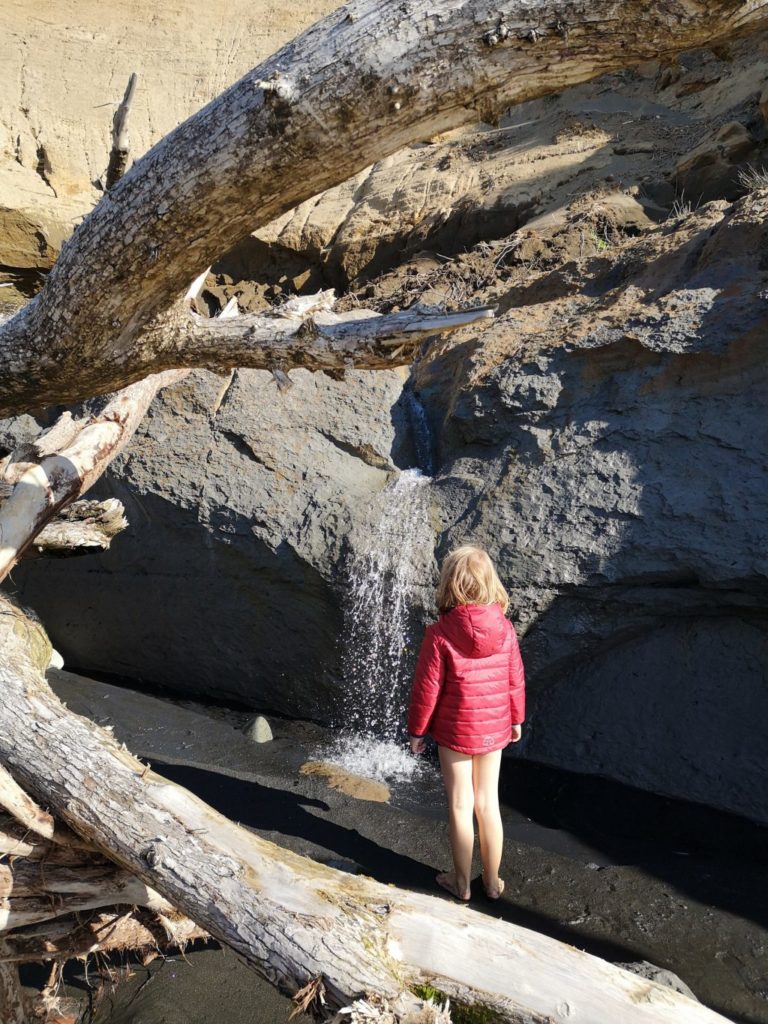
[329,468,435,783]
[403,388,435,477]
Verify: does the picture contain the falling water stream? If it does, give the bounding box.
[326,467,435,784]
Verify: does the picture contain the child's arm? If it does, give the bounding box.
[508,623,526,740]
[407,625,445,748]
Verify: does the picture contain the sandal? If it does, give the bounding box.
[436,871,471,901]
[482,872,505,900]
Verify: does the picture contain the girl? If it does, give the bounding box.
[407,545,525,901]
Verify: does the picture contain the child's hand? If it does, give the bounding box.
[511,724,522,743]
[410,736,426,755]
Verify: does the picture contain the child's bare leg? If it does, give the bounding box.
[472,750,504,896]
[437,746,474,899]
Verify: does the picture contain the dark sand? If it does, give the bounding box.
[33,671,768,1024]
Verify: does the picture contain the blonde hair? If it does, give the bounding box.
[436,545,509,615]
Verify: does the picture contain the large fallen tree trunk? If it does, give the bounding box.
[0,0,766,412]
[0,598,731,1024]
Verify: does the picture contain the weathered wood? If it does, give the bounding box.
[0,910,206,965]
[0,0,766,413]
[105,73,138,190]
[31,499,128,557]
[0,861,167,931]
[0,764,55,842]
[0,951,26,1024]
[0,596,731,1024]
[0,371,184,582]
[146,295,494,373]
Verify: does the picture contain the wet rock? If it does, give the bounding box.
[616,961,698,1001]
[300,761,391,803]
[244,715,273,743]
[7,367,417,720]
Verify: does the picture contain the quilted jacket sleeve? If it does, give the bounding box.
[407,625,445,737]
[508,623,526,725]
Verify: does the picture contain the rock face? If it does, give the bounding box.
[5,366,418,722]
[410,190,768,824]
[4,26,768,822]
[7,188,768,825]
[0,0,341,297]
[673,121,762,202]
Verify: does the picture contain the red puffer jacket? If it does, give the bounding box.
[407,603,525,755]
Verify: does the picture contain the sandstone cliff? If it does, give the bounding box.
[0,0,341,298]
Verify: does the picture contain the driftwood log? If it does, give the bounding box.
[0,598,733,1024]
[30,499,128,558]
[0,0,766,412]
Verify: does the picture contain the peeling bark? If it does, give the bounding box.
[0,597,732,1024]
[31,499,128,557]
[0,910,206,966]
[0,952,26,1024]
[0,0,765,413]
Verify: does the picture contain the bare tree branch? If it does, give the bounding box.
[0,0,765,413]
[105,73,138,190]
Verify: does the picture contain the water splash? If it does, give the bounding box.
[327,469,435,783]
[325,735,425,786]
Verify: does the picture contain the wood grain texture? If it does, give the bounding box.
[1,0,766,412]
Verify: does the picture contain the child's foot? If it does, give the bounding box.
[436,871,470,901]
[482,873,505,900]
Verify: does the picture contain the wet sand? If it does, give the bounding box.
[38,671,768,1024]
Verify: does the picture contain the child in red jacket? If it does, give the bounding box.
[408,545,525,901]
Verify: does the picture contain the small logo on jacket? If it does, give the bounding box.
[482,735,494,747]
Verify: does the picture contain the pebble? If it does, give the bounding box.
[244,715,273,743]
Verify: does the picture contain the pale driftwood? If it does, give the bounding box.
[0,371,184,582]
[32,499,128,556]
[0,764,55,842]
[0,910,206,966]
[0,0,766,412]
[146,294,494,373]
[0,597,731,1024]
[0,862,170,932]
[106,73,138,190]
[0,823,86,863]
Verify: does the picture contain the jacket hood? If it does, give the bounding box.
[439,603,508,658]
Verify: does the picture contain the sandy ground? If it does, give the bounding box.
[34,670,768,1024]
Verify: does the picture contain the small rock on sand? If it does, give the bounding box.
[616,961,698,1001]
[244,715,273,743]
